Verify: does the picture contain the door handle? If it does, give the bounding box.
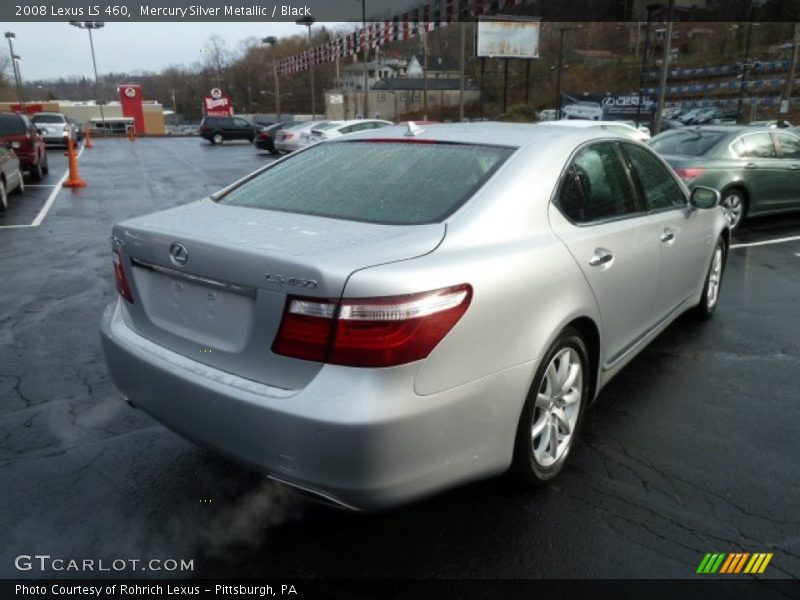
[745,162,758,169]
[589,249,614,267]
[660,230,676,243]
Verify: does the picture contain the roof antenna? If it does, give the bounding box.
[405,121,425,137]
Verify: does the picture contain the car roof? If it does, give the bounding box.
[335,121,631,148]
[547,120,636,130]
[32,112,65,117]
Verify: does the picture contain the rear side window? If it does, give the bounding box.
[649,130,724,156]
[568,143,639,222]
[623,144,686,210]
[732,133,776,158]
[775,133,800,159]
[0,114,25,136]
[219,141,514,225]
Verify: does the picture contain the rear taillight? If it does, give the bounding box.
[675,167,705,182]
[112,250,134,303]
[273,284,472,367]
[284,133,296,140]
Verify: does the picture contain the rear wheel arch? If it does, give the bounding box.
[565,316,601,403]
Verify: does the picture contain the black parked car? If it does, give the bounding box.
[255,122,291,154]
[199,116,255,144]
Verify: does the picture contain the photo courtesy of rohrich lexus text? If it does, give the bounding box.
[0,0,798,599]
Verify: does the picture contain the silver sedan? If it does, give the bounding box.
[101,122,729,510]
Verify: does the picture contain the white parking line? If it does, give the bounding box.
[730,234,800,249]
[0,144,85,230]
[24,184,58,187]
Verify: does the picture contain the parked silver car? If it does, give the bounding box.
[274,120,339,153]
[101,123,729,510]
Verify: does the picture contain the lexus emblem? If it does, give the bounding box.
[169,242,188,266]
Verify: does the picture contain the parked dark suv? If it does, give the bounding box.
[0,112,49,181]
[199,116,255,144]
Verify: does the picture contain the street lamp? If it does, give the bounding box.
[261,36,281,119]
[295,16,316,118]
[69,21,106,131]
[4,32,24,110]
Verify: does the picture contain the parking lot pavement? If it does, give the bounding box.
[0,145,71,228]
[0,137,798,583]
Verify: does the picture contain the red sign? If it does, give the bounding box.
[204,88,233,116]
[10,104,43,114]
[118,84,146,133]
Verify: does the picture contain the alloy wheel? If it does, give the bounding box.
[707,246,724,309]
[721,193,743,228]
[531,347,583,468]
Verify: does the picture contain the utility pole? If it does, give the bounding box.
[295,17,315,118]
[553,27,574,120]
[782,22,800,117]
[737,0,764,121]
[359,0,369,119]
[458,21,466,122]
[653,0,675,135]
[635,4,661,129]
[422,30,429,121]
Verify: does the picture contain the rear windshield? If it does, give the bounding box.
[32,114,65,124]
[0,114,25,135]
[219,141,514,225]
[649,130,725,156]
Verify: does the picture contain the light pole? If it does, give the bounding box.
[737,0,765,120]
[635,4,662,128]
[296,17,316,118]
[262,36,281,119]
[4,32,24,110]
[552,26,577,120]
[357,0,369,118]
[69,21,106,131]
[653,0,676,135]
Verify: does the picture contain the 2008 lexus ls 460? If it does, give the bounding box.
[101,122,729,510]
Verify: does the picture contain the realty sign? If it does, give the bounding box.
[204,88,233,116]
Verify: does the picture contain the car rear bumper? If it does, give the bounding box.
[100,299,531,510]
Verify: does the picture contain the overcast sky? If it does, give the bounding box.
[6,22,342,81]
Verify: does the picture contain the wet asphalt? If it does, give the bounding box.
[0,137,798,587]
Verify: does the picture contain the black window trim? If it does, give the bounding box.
[618,141,689,215]
[553,139,650,227]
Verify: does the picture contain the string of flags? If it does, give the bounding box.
[275,0,527,76]
[644,77,797,95]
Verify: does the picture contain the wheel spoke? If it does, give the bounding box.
[549,421,559,459]
[552,407,571,434]
[538,420,551,452]
[531,414,548,439]
[560,362,579,395]
[562,389,580,405]
[535,392,550,410]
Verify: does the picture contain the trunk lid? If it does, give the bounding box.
[113,199,445,390]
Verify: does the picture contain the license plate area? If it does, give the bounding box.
[131,262,256,352]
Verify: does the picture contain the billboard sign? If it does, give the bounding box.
[477,16,540,59]
[118,84,146,133]
[561,93,656,123]
[204,88,233,116]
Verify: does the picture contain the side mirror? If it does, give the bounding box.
[690,186,720,209]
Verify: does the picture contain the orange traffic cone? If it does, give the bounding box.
[84,127,93,148]
[62,136,87,189]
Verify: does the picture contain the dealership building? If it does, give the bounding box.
[0,85,167,135]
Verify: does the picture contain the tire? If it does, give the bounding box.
[29,158,43,182]
[511,327,591,486]
[41,152,49,175]
[268,148,279,155]
[0,179,7,213]
[691,237,727,320]
[211,133,224,145]
[720,188,747,230]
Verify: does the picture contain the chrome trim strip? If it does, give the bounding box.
[267,475,363,512]
[603,295,692,371]
[130,257,256,297]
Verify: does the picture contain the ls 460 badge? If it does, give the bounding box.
[265,274,318,289]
